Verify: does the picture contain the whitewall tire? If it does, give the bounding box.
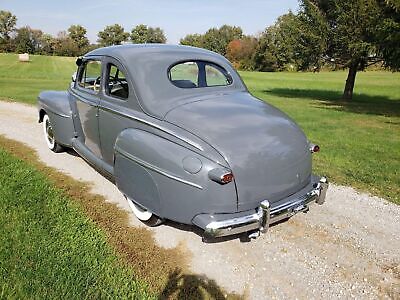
[126,196,163,227]
[42,114,63,153]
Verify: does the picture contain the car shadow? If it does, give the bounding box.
[163,218,286,244]
[159,268,234,299]
[262,88,400,118]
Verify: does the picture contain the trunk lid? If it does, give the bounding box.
[165,92,312,211]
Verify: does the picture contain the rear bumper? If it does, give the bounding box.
[201,176,328,239]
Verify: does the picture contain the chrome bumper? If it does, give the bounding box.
[204,176,329,238]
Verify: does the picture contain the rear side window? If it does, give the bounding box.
[78,60,102,92]
[169,61,232,88]
[105,64,129,99]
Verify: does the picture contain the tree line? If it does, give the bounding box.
[0,0,398,100]
[0,11,167,56]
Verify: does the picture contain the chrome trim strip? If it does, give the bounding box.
[115,146,203,190]
[100,105,204,151]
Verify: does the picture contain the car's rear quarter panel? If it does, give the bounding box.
[114,128,238,223]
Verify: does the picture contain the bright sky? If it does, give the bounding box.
[1,0,299,44]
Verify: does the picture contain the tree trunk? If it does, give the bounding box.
[342,63,358,101]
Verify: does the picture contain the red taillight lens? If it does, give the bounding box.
[221,173,234,184]
[310,144,320,153]
[208,168,234,184]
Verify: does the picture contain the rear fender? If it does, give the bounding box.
[114,128,237,224]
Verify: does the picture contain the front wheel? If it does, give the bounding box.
[42,114,64,153]
[126,196,163,227]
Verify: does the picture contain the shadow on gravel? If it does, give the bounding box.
[160,269,236,300]
[263,88,400,117]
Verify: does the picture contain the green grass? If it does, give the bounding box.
[0,53,398,203]
[240,70,400,203]
[0,53,75,104]
[0,146,154,299]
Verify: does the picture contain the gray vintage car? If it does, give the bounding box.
[38,44,328,239]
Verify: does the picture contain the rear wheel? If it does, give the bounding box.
[126,196,163,227]
[42,114,64,153]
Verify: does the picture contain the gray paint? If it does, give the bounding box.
[37,44,322,232]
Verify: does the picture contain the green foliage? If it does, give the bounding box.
[97,24,129,46]
[67,24,89,51]
[13,26,43,54]
[180,25,243,56]
[130,24,166,44]
[180,33,204,48]
[226,37,257,70]
[0,147,154,299]
[298,0,400,99]
[0,10,16,51]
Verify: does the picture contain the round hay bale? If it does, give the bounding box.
[18,53,30,62]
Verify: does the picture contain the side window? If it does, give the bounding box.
[78,60,102,92]
[169,62,199,88]
[106,64,129,99]
[169,61,232,88]
[205,64,231,86]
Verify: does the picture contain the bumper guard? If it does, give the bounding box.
[204,176,329,238]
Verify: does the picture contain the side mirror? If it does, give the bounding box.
[76,57,83,66]
[72,72,77,82]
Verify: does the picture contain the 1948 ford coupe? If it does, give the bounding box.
[38,44,328,239]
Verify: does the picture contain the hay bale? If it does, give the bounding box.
[18,53,30,62]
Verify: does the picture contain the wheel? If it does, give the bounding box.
[126,196,163,227]
[42,114,64,153]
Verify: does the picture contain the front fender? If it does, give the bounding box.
[37,91,75,147]
[114,128,237,224]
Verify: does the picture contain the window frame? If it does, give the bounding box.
[167,60,233,89]
[76,59,103,95]
[104,63,130,101]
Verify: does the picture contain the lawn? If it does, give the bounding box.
[0,53,75,104]
[0,53,399,203]
[0,143,153,299]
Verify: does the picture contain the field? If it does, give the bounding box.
[0,53,399,203]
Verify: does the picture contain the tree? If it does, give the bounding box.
[299,0,400,100]
[226,37,258,70]
[40,33,57,55]
[0,10,17,51]
[54,31,79,57]
[130,24,166,43]
[68,24,89,52]
[14,26,43,54]
[97,24,129,46]
[179,25,243,56]
[202,25,243,56]
[180,33,204,48]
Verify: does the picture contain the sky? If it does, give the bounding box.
[1,0,299,44]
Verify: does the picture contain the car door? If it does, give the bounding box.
[74,58,103,158]
[98,57,141,166]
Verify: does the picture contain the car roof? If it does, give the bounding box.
[84,44,246,119]
[86,43,219,58]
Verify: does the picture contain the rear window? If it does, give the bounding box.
[168,61,232,88]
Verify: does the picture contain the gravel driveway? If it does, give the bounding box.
[1,101,399,299]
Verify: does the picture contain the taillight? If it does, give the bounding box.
[221,173,234,184]
[208,168,234,184]
[310,144,320,153]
